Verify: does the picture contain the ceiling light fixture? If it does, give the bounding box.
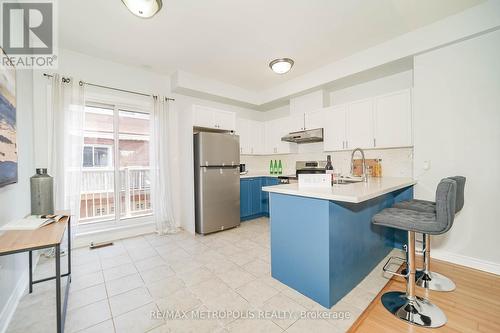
[122,0,163,18]
[269,58,294,74]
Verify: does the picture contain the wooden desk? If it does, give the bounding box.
[0,216,72,333]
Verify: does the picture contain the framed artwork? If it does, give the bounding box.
[0,47,17,188]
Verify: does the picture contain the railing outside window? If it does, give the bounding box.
[80,167,152,223]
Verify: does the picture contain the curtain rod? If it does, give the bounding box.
[42,73,175,101]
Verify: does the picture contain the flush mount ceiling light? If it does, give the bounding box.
[269,58,294,74]
[122,0,163,18]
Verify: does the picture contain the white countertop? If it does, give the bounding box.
[262,177,416,203]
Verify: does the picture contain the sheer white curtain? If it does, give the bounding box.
[150,96,179,234]
[47,74,85,229]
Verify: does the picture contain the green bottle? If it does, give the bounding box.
[269,160,274,174]
[273,160,278,175]
[278,160,283,175]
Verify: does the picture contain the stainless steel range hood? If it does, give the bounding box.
[281,128,324,144]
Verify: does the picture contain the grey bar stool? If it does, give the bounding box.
[371,178,457,328]
[394,176,466,292]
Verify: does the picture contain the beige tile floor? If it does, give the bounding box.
[7,217,398,333]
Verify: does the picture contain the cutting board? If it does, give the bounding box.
[352,159,381,177]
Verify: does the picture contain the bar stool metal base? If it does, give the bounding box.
[416,271,456,292]
[381,291,447,328]
[400,269,456,292]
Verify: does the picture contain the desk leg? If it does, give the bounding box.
[29,251,33,294]
[55,245,62,333]
[67,217,71,282]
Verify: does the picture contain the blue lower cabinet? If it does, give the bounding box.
[250,178,262,215]
[240,177,278,221]
[240,179,252,218]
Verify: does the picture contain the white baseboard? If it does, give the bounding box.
[73,222,156,248]
[0,270,28,333]
[432,250,500,276]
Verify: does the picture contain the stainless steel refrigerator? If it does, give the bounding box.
[194,132,240,234]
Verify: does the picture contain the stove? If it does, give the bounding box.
[277,160,327,184]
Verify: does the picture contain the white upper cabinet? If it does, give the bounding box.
[304,109,326,130]
[288,114,305,132]
[346,99,374,149]
[323,90,413,152]
[265,118,297,155]
[247,120,265,154]
[235,118,265,155]
[216,110,236,131]
[324,105,347,151]
[235,118,250,154]
[193,105,215,128]
[373,89,412,148]
[265,119,282,154]
[196,89,412,156]
[288,110,326,132]
[193,105,235,131]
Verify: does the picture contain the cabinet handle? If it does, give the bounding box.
[373,138,376,147]
[342,141,345,149]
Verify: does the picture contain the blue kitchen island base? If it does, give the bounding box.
[269,186,413,309]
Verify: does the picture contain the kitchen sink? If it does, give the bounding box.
[333,177,364,185]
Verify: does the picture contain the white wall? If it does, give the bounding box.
[0,70,35,332]
[413,29,500,274]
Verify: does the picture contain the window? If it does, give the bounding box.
[79,103,152,225]
[83,145,112,168]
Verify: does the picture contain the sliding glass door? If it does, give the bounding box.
[79,103,152,228]
[80,105,116,223]
[118,110,152,219]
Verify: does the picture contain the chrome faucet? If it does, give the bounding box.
[350,148,368,182]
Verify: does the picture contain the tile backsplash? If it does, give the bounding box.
[241,147,414,178]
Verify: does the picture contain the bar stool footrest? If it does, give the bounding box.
[382,256,408,278]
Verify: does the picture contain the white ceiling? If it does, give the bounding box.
[59,0,483,91]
